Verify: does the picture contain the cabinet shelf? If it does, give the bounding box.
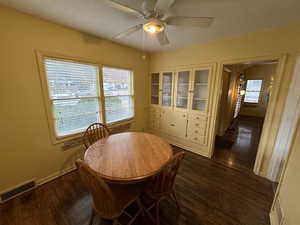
[195,83,208,86]
[193,98,207,101]
[177,96,188,99]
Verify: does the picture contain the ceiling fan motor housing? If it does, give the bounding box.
[143,19,165,34]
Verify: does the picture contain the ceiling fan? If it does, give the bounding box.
[104,0,214,45]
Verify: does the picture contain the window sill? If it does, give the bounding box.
[52,118,135,146]
[243,103,259,107]
[107,117,134,128]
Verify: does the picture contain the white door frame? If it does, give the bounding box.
[267,54,300,182]
[209,54,287,176]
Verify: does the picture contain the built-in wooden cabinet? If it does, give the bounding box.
[192,69,209,112]
[149,65,214,156]
[161,72,174,107]
[150,73,160,105]
[175,70,191,110]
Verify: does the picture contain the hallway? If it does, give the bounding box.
[213,116,264,171]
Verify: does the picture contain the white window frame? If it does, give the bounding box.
[36,51,134,144]
[243,79,263,104]
[102,66,135,125]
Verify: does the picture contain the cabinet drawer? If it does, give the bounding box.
[190,120,206,129]
[188,127,206,136]
[189,134,205,144]
[150,109,160,119]
[178,112,188,119]
[150,107,160,114]
[149,119,159,130]
[190,114,206,122]
[150,112,160,120]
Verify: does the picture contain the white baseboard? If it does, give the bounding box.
[0,166,77,204]
[270,197,285,225]
[36,166,76,186]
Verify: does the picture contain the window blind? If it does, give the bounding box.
[44,59,101,136]
[102,67,134,123]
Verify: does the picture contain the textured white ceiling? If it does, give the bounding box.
[1,0,300,52]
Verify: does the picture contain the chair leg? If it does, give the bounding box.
[156,201,160,225]
[137,197,146,217]
[172,191,182,213]
[89,210,95,225]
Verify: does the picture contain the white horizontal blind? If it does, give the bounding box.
[44,58,101,136]
[102,67,134,123]
[244,80,263,103]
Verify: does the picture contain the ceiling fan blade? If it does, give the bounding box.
[142,0,157,14]
[157,31,170,46]
[165,17,214,28]
[155,0,176,13]
[114,24,143,39]
[104,0,144,18]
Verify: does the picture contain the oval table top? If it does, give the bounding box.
[84,132,173,183]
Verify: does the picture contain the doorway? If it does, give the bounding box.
[212,60,279,171]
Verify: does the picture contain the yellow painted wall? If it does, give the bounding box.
[0,5,149,193]
[240,64,277,118]
[278,122,300,224]
[150,24,300,176]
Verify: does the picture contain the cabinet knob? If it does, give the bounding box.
[183,115,186,118]
[196,123,199,126]
[196,117,199,119]
[195,130,198,133]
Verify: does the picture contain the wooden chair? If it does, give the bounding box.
[143,151,185,225]
[83,123,110,149]
[75,160,144,225]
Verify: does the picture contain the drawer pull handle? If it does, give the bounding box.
[196,117,199,119]
[170,124,175,127]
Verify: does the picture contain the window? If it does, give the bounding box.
[244,80,263,103]
[44,58,102,137]
[41,55,135,141]
[102,67,134,123]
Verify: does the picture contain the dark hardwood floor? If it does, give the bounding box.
[0,148,274,225]
[213,116,264,171]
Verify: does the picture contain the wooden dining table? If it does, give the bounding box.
[84,132,173,183]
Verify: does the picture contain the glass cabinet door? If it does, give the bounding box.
[162,72,173,107]
[150,73,160,105]
[192,69,209,111]
[175,71,190,109]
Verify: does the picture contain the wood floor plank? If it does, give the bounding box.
[0,149,274,225]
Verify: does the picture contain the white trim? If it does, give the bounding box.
[267,55,300,182]
[36,166,76,186]
[270,197,285,225]
[0,167,77,203]
[0,179,37,203]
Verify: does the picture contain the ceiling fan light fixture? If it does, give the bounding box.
[143,19,165,34]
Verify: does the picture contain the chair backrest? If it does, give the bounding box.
[149,151,185,195]
[75,160,119,218]
[83,123,110,149]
